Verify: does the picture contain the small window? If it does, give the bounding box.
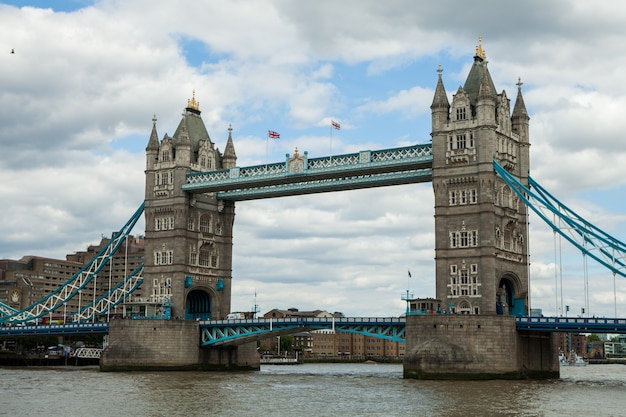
[449,190,457,205]
[456,134,467,149]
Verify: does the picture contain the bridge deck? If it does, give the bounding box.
[2,317,625,342]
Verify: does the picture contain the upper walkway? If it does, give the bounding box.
[183,144,433,200]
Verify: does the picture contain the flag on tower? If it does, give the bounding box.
[268,130,280,139]
[408,270,412,278]
[331,120,340,130]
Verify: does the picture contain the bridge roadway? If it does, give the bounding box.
[2,317,626,344]
[182,144,433,200]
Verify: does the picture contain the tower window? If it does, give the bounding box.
[199,250,210,266]
[456,135,467,149]
[456,107,467,120]
[449,190,457,205]
[449,229,479,248]
[199,215,211,233]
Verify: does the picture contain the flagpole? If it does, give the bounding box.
[265,130,269,169]
[329,124,333,163]
[406,270,412,314]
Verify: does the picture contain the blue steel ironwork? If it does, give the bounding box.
[516,316,626,333]
[200,315,626,347]
[199,316,406,347]
[71,264,144,322]
[0,301,18,318]
[0,322,109,337]
[494,160,626,278]
[183,144,433,200]
[216,169,433,200]
[2,316,625,340]
[0,203,145,324]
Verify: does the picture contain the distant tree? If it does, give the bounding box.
[280,334,294,353]
[587,334,601,342]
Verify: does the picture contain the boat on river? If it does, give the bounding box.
[559,351,588,366]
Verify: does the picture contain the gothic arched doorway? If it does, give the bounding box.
[496,276,525,316]
[185,289,212,320]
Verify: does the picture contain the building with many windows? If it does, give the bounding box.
[261,308,405,360]
[0,234,145,321]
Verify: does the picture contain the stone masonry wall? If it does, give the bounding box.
[100,319,260,371]
[404,315,558,379]
[100,320,201,371]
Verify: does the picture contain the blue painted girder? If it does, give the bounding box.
[199,316,407,347]
[516,316,626,333]
[184,144,433,201]
[494,160,626,278]
[0,322,109,337]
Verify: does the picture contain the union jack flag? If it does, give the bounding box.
[268,130,280,139]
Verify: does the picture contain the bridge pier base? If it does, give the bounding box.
[403,315,559,380]
[100,320,259,371]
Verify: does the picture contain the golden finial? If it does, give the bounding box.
[475,36,486,60]
[293,147,300,158]
[187,89,200,111]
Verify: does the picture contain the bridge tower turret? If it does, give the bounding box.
[431,39,531,316]
[143,92,236,320]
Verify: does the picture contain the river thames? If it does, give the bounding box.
[1,363,625,416]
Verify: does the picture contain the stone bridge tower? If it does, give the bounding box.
[144,93,237,320]
[431,40,531,316]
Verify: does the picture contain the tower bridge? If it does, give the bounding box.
[2,41,625,378]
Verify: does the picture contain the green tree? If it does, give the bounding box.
[280,334,294,353]
[587,334,601,343]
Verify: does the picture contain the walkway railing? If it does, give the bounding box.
[0,322,109,337]
[516,316,626,333]
[183,144,433,200]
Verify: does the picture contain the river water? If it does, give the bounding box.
[1,363,625,417]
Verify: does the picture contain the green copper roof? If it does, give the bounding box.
[172,108,212,152]
[463,57,497,106]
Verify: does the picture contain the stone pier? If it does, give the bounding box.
[403,315,559,380]
[100,320,259,371]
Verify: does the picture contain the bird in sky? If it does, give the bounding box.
[11,48,14,54]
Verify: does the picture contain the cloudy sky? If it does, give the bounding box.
[1,0,625,319]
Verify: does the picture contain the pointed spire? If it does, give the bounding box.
[431,64,450,110]
[512,77,530,142]
[464,38,497,106]
[222,124,237,169]
[146,114,160,151]
[512,77,529,120]
[177,123,191,148]
[477,65,495,101]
